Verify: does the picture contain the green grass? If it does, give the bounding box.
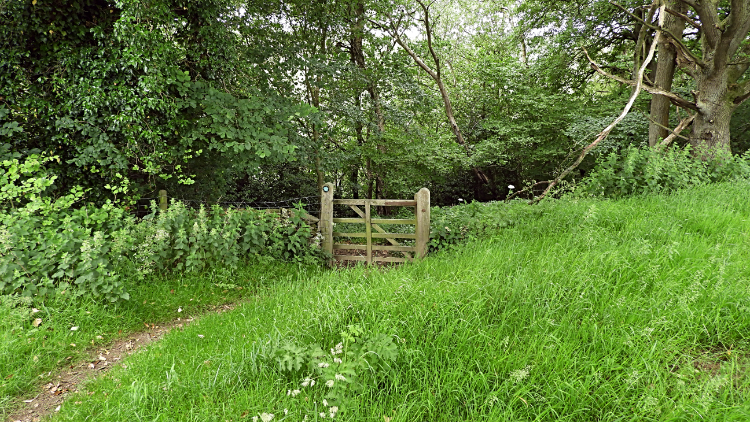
[9,181,750,421]
[0,259,317,418]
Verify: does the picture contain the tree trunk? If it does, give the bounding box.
[691,73,734,156]
[649,1,686,146]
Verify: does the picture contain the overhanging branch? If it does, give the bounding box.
[610,1,705,68]
[583,48,699,111]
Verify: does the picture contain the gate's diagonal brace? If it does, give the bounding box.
[349,205,414,261]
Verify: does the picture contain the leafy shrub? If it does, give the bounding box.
[430,200,536,251]
[578,145,750,198]
[0,155,320,302]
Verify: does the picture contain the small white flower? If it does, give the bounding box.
[290,389,301,397]
[197,334,204,338]
[260,412,274,422]
[319,413,326,418]
[333,358,342,364]
[252,417,258,422]
[178,307,182,313]
[330,406,339,414]
[334,374,346,381]
[301,378,311,387]
[329,412,336,419]
[287,389,291,396]
[326,379,335,387]
[508,185,515,190]
[323,399,328,407]
[310,380,315,387]
[70,326,79,331]
[318,362,330,368]
[284,409,288,415]
[458,198,464,202]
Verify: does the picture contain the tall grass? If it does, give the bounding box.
[52,181,750,421]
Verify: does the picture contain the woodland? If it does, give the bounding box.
[2,0,749,207]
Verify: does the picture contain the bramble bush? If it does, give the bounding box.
[577,145,750,198]
[0,154,320,302]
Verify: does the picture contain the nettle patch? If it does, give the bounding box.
[0,155,321,302]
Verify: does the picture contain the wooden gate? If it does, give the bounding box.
[320,183,430,265]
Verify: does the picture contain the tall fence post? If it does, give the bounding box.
[415,188,430,259]
[159,190,168,211]
[320,183,335,259]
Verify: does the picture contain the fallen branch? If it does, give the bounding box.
[531,4,664,204]
[659,113,696,147]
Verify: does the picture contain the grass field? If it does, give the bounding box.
[6,181,750,421]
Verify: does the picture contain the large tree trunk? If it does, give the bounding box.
[648,1,686,146]
[691,72,735,156]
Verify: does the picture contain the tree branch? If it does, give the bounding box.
[646,113,690,141]
[734,82,750,105]
[533,14,662,204]
[665,7,700,29]
[417,0,441,78]
[688,0,720,49]
[584,48,699,111]
[658,113,696,146]
[610,1,705,68]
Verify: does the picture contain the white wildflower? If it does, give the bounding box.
[301,378,312,387]
[260,412,274,422]
[330,406,338,414]
[318,362,330,368]
[510,365,532,384]
[323,399,328,407]
[284,409,288,415]
[326,379,335,388]
[290,389,301,397]
[319,413,326,418]
[333,358,342,364]
[458,198,464,202]
[334,374,346,381]
[508,185,515,190]
[252,417,258,422]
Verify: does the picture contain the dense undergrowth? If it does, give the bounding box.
[31,180,750,421]
[0,154,321,302]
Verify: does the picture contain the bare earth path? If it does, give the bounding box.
[5,304,236,422]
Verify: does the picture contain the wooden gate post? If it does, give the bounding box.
[414,188,430,258]
[159,190,168,211]
[320,183,335,258]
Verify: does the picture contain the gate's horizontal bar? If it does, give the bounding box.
[332,232,367,238]
[371,219,416,225]
[334,255,368,262]
[372,257,409,263]
[333,218,365,224]
[332,244,416,252]
[333,244,366,250]
[334,199,417,206]
[373,245,416,252]
[371,233,417,239]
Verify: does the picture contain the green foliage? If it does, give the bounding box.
[429,200,532,251]
[0,155,320,302]
[268,324,399,416]
[579,146,750,198]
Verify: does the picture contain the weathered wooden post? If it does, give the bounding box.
[159,190,168,211]
[320,183,335,259]
[414,188,430,258]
